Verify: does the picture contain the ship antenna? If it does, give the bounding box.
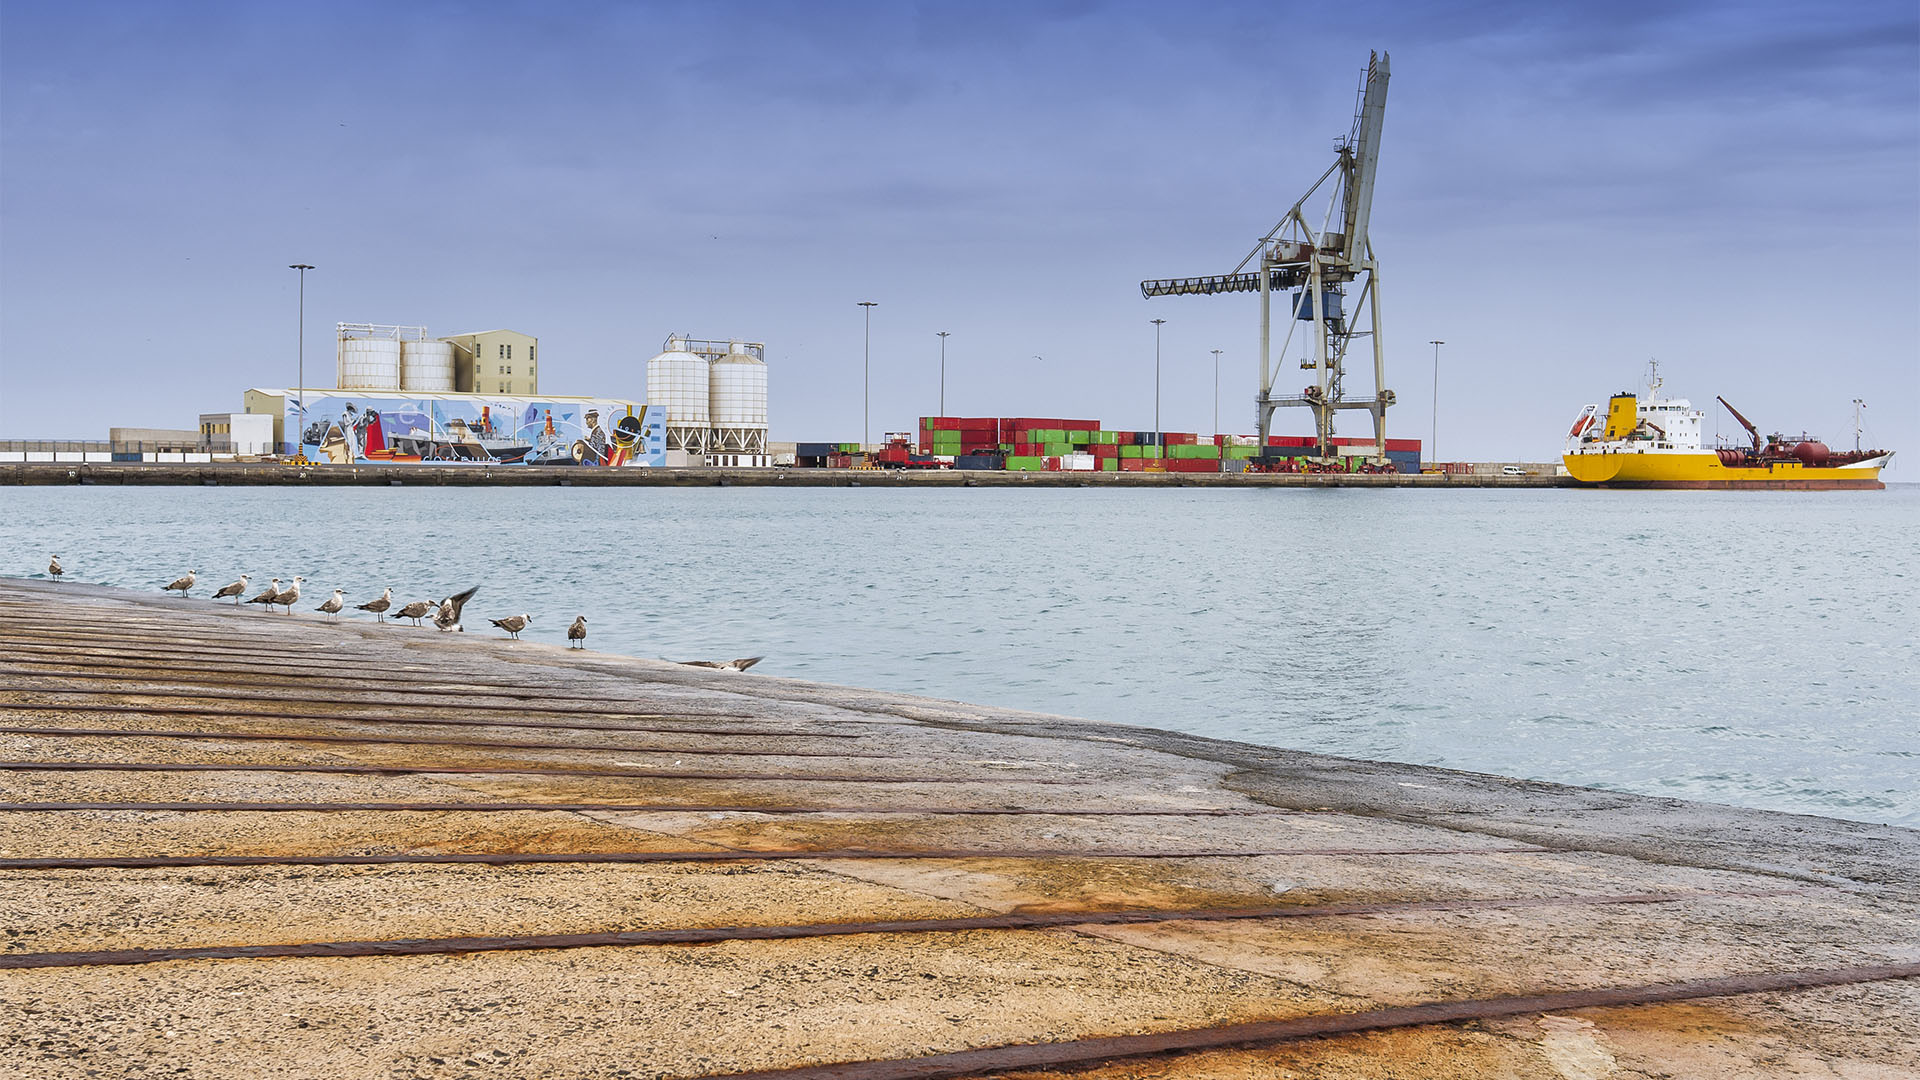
[1646,357,1662,398]
[1853,398,1865,452]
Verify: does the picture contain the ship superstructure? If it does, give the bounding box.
[1564,363,1892,490]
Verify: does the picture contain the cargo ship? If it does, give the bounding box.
[1564,364,1892,490]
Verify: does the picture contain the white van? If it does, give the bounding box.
[1501,465,1525,476]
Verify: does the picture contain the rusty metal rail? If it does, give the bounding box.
[0,726,892,759]
[0,687,786,722]
[698,963,1920,1080]
[0,702,856,739]
[0,889,1791,970]
[0,801,1290,817]
[0,760,1074,785]
[0,845,1547,871]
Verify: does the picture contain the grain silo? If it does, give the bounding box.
[708,341,768,467]
[645,337,711,455]
[400,339,456,391]
[336,325,404,390]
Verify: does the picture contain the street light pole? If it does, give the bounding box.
[1210,348,1223,438]
[290,264,314,461]
[859,301,877,451]
[1151,319,1166,459]
[936,331,950,418]
[1429,339,1444,467]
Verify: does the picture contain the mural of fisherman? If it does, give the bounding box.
[281,393,661,466]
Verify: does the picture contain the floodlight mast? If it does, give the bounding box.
[1141,51,1394,462]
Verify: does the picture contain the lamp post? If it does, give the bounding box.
[1151,319,1166,459]
[290,264,314,461]
[859,301,877,450]
[1210,348,1223,438]
[1429,339,1444,467]
[936,331,950,418]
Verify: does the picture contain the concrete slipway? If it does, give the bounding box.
[0,577,1913,1079]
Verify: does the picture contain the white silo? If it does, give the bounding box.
[646,337,711,454]
[708,341,768,467]
[335,324,405,390]
[401,340,456,392]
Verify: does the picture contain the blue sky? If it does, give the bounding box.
[2,0,1915,459]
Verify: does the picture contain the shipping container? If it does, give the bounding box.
[1005,456,1048,471]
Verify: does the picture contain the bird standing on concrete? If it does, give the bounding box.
[489,613,532,639]
[48,555,64,583]
[567,616,587,649]
[676,656,764,672]
[245,578,282,609]
[434,586,478,633]
[392,600,433,627]
[212,574,250,604]
[276,576,305,615]
[164,570,197,598]
[317,589,345,620]
[356,587,392,621]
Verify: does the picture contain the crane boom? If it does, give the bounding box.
[1341,53,1390,266]
[1717,396,1761,452]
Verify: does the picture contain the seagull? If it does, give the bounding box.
[489,613,532,639]
[316,589,345,620]
[392,600,434,627]
[164,570,197,598]
[212,574,250,604]
[276,576,305,615]
[356,587,392,620]
[676,656,764,672]
[245,578,283,609]
[48,555,64,583]
[434,586,478,633]
[567,616,587,649]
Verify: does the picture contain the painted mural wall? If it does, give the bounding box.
[287,394,666,466]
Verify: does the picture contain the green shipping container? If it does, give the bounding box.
[1043,442,1072,456]
[1227,446,1259,459]
[1005,456,1048,471]
[1101,458,1119,471]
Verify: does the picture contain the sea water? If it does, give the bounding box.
[5,484,1915,826]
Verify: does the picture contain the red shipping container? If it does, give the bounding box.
[1044,456,1062,470]
[1267,435,1315,447]
[1120,458,1146,472]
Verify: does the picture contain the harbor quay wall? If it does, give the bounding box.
[0,462,1569,488]
[0,577,1914,1079]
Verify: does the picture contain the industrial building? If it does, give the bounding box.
[645,336,769,467]
[239,322,663,466]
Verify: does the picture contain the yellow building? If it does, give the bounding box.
[441,329,539,395]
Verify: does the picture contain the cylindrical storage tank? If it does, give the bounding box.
[709,346,767,428]
[709,345,769,464]
[400,340,455,392]
[647,343,711,452]
[337,337,402,390]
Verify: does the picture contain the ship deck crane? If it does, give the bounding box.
[1141,52,1394,461]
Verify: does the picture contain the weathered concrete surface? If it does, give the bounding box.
[0,461,1564,487]
[0,578,1914,1080]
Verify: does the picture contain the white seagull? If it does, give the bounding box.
[676,656,764,672]
[392,600,433,627]
[434,586,478,633]
[489,613,532,639]
[356,587,393,620]
[212,574,251,604]
[164,570,197,598]
[48,555,64,583]
[276,576,305,615]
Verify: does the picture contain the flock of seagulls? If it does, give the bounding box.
[41,555,758,670]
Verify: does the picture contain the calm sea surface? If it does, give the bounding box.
[5,484,1915,826]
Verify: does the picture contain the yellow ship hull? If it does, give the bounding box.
[1564,451,1884,490]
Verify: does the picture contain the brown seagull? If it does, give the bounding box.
[212,574,250,604]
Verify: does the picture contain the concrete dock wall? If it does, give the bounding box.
[0,462,1568,488]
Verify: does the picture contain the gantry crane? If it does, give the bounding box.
[1142,51,1394,461]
